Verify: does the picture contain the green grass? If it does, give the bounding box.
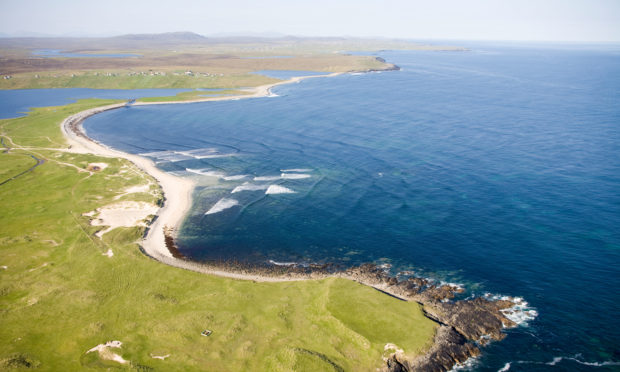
[0,73,280,90]
[0,150,37,182]
[136,89,250,103]
[0,100,437,371]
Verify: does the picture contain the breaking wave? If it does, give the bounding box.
[281,173,311,179]
[484,294,538,326]
[231,183,269,193]
[186,168,246,181]
[266,185,296,194]
[205,198,239,215]
[186,168,226,178]
[223,175,248,181]
[497,362,511,371]
[546,356,620,367]
[254,173,311,181]
[268,259,297,266]
[503,355,620,369]
[254,175,282,181]
[448,356,478,371]
[280,168,312,172]
[141,148,236,162]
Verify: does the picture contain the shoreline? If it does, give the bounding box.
[61,72,346,279]
[60,69,525,371]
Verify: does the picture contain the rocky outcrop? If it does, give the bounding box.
[424,297,516,343]
[342,264,520,371]
[384,326,480,372]
[343,264,463,302]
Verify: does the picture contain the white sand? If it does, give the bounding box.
[87,341,128,365]
[62,103,195,259]
[89,201,159,238]
[150,354,170,360]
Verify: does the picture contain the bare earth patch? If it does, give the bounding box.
[86,162,108,172]
[86,201,159,238]
[150,353,170,360]
[86,340,128,365]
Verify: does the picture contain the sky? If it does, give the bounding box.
[1,0,619,42]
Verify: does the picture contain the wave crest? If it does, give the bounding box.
[205,198,239,215]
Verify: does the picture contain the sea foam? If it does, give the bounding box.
[254,175,282,181]
[223,175,248,181]
[186,168,226,178]
[268,259,297,266]
[254,173,311,181]
[280,168,312,173]
[484,294,538,326]
[231,183,269,193]
[266,185,296,194]
[546,356,620,367]
[498,362,511,371]
[281,173,311,179]
[178,147,237,159]
[448,356,478,371]
[141,148,236,163]
[186,168,246,181]
[205,198,239,215]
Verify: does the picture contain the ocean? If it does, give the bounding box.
[80,43,620,371]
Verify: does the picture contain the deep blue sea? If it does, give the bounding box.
[80,43,620,370]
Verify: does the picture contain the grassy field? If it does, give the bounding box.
[0,100,437,371]
[135,89,250,103]
[0,72,280,90]
[0,52,389,91]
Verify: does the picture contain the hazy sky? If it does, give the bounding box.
[1,0,619,42]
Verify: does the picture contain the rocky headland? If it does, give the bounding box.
[343,264,521,371]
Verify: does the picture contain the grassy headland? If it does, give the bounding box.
[0,33,462,94]
[0,99,437,370]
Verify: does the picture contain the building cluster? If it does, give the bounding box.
[127,71,167,77]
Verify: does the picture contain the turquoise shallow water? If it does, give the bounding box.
[80,44,620,371]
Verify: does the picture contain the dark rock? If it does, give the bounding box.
[383,326,480,372]
[424,297,516,342]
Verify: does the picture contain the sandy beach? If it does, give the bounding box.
[61,73,341,281]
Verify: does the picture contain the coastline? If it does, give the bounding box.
[60,69,527,372]
[60,72,344,280]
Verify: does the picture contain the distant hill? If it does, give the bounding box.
[0,32,212,50]
[0,31,385,51]
[0,32,465,57]
[109,31,208,43]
